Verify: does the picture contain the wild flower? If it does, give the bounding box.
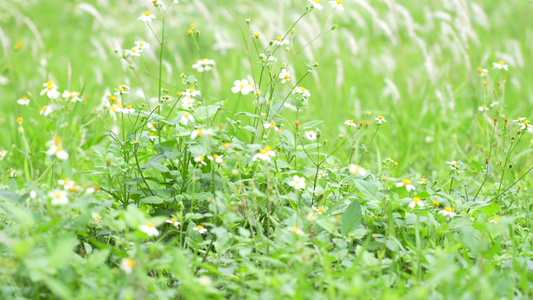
[194,155,207,166]
[114,85,129,96]
[477,67,488,77]
[308,0,324,10]
[492,60,508,71]
[184,87,201,97]
[149,132,157,141]
[317,170,327,178]
[344,119,356,127]
[438,206,456,218]
[409,197,425,208]
[418,178,428,185]
[231,79,254,95]
[46,137,69,160]
[446,161,460,170]
[288,226,304,236]
[349,164,368,176]
[120,259,136,274]
[289,175,306,190]
[312,206,327,214]
[92,212,103,222]
[17,97,30,105]
[396,179,415,191]
[519,120,532,131]
[180,112,195,125]
[40,106,53,116]
[147,123,157,131]
[190,128,214,140]
[272,36,289,45]
[40,81,60,99]
[0,150,7,160]
[49,190,69,206]
[375,115,387,124]
[305,131,317,141]
[125,47,142,57]
[134,41,150,50]
[138,11,156,22]
[489,216,500,224]
[478,105,489,112]
[139,222,159,236]
[193,225,208,234]
[292,86,311,98]
[252,146,276,162]
[263,121,281,132]
[329,0,344,11]
[192,59,215,72]
[62,90,81,102]
[279,69,291,83]
[208,154,224,164]
[166,217,180,227]
[122,105,135,114]
[181,96,195,109]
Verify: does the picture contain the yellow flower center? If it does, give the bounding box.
[477,67,482,72]
[276,36,282,41]
[493,216,500,221]
[118,87,124,92]
[110,96,117,102]
[314,0,320,3]
[240,84,245,88]
[318,206,325,212]
[139,42,144,46]
[56,146,63,151]
[402,179,411,185]
[198,156,204,161]
[188,88,194,93]
[184,113,189,117]
[444,206,453,212]
[498,60,505,65]
[413,197,421,203]
[270,121,276,126]
[55,192,62,199]
[42,107,48,111]
[378,115,384,119]
[126,259,136,268]
[349,119,354,123]
[197,129,204,136]
[126,105,132,109]
[16,117,23,123]
[131,48,136,52]
[150,132,155,137]
[524,121,530,126]
[197,225,204,229]
[336,0,342,3]
[47,81,54,85]
[22,97,28,100]
[146,222,154,228]
[433,201,440,206]
[213,154,218,159]
[47,85,53,90]
[144,11,151,16]
[171,218,177,222]
[284,75,290,80]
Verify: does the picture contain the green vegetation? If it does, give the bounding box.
[1,0,533,298]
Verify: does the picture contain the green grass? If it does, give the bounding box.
[1,0,533,299]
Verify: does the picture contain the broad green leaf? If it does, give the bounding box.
[140,196,164,204]
[340,199,362,236]
[195,105,220,120]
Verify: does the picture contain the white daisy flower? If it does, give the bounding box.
[62,90,81,102]
[122,105,135,114]
[180,112,195,125]
[192,58,215,72]
[477,67,488,77]
[183,87,201,97]
[308,0,324,10]
[272,36,289,45]
[194,155,207,166]
[148,132,157,141]
[49,190,69,206]
[17,97,30,105]
[114,85,129,96]
[489,216,500,224]
[492,60,508,71]
[279,69,291,83]
[138,11,156,22]
[40,81,60,99]
[125,47,142,57]
[349,164,368,176]
[120,259,136,274]
[0,150,7,160]
[135,41,150,50]
[305,131,317,141]
[190,128,214,140]
[288,226,304,236]
[147,123,157,131]
[396,179,415,192]
[289,175,306,190]
[40,106,53,116]
[344,119,357,127]
[193,225,208,234]
[312,206,326,214]
[46,137,69,160]
[231,79,254,95]
[139,221,159,236]
[165,217,180,227]
[375,115,387,124]
[478,105,489,112]
[208,154,224,164]
[181,96,194,109]
[329,0,344,11]
[438,206,457,218]
[292,86,311,98]
[408,197,425,208]
[317,170,327,178]
[252,146,276,162]
[520,120,532,131]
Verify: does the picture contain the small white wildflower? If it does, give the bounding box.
[396,179,415,192]
[138,11,156,22]
[40,81,60,99]
[289,175,306,190]
[194,155,207,166]
[17,97,30,105]
[208,154,224,164]
[305,131,317,141]
[329,0,344,11]
[279,69,291,83]
[312,206,327,214]
[438,206,457,218]
[408,197,425,208]
[135,41,150,50]
[375,115,387,124]
[308,0,324,10]
[492,60,508,71]
[139,222,159,236]
[272,36,289,45]
[166,217,180,227]
[193,225,208,234]
[288,226,304,236]
[231,79,254,95]
[125,47,142,57]
[344,119,357,127]
[49,190,69,206]
[478,105,489,112]
[180,112,195,125]
[349,164,368,176]
[120,258,136,274]
[192,58,215,72]
[252,146,276,162]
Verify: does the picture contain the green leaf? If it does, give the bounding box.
[482,203,500,216]
[352,179,378,199]
[471,160,483,172]
[195,105,220,121]
[140,196,164,204]
[0,190,20,202]
[340,199,362,236]
[80,135,105,150]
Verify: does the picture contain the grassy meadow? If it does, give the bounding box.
[1,0,533,298]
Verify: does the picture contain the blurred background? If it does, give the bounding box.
[1,0,532,177]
